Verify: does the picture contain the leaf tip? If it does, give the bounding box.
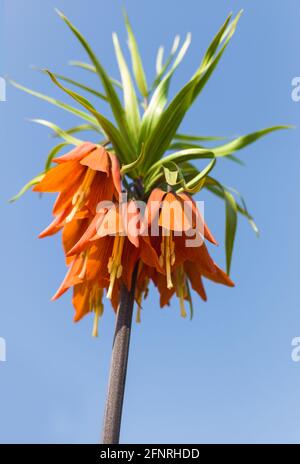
[54,8,65,19]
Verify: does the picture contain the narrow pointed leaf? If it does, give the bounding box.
[9,173,45,202]
[120,144,146,176]
[52,123,100,136]
[69,61,123,89]
[31,118,83,145]
[124,11,148,97]
[174,133,228,142]
[10,80,98,125]
[112,32,140,141]
[147,148,214,176]
[45,69,132,163]
[212,126,292,157]
[142,14,242,168]
[57,10,133,149]
[176,159,216,193]
[156,46,164,75]
[153,35,180,88]
[45,142,69,171]
[49,72,107,100]
[139,33,192,148]
[224,190,237,275]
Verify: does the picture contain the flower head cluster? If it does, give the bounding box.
[34,142,233,335]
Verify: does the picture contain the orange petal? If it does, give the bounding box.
[159,193,193,232]
[52,255,85,300]
[52,175,83,216]
[178,192,218,245]
[67,212,106,256]
[174,235,215,274]
[121,201,140,247]
[33,161,84,193]
[97,206,125,237]
[111,280,120,312]
[85,172,115,215]
[145,188,165,226]
[152,271,175,307]
[62,218,89,261]
[80,146,110,173]
[85,240,113,282]
[38,209,69,238]
[184,261,207,301]
[202,263,235,287]
[108,152,122,194]
[72,283,91,322]
[139,236,162,273]
[53,142,96,163]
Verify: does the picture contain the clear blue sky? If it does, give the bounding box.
[1,0,300,444]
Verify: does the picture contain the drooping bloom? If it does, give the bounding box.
[33,142,122,237]
[144,188,234,317]
[52,200,162,334]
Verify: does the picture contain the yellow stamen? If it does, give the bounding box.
[66,168,96,223]
[179,294,187,318]
[136,302,142,323]
[159,231,176,289]
[175,265,187,318]
[135,262,149,324]
[78,251,88,280]
[91,288,104,337]
[107,235,125,299]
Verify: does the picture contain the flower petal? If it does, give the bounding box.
[33,161,84,193]
[53,142,96,163]
[80,146,110,173]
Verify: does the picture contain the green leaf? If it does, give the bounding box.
[9,173,45,203]
[204,176,260,272]
[163,162,179,185]
[112,32,141,142]
[69,61,123,89]
[224,190,237,275]
[185,278,194,321]
[156,46,164,75]
[174,133,228,142]
[153,35,180,88]
[124,11,148,97]
[45,142,69,171]
[52,123,100,137]
[147,148,215,177]
[168,142,205,151]
[205,177,256,229]
[212,125,292,157]
[69,60,96,73]
[120,144,145,176]
[176,159,216,193]
[139,33,192,149]
[191,11,242,103]
[57,10,134,152]
[45,69,132,163]
[10,79,98,125]
[30,118,83,145]
[142,13,242,169]
[225,154,245,166]
[225,185,259,235]
[47,72,107,100]
[197,13,233,74]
